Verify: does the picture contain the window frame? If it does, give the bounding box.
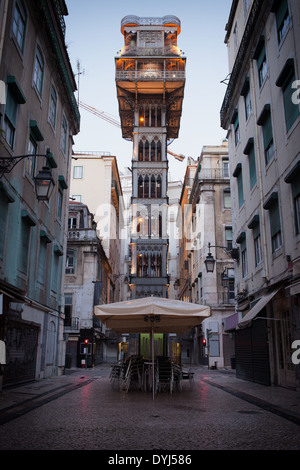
[49,84,57,129]
[33,45,44,96]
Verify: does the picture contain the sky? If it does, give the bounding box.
[65,0,233,182]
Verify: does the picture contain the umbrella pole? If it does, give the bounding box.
[151,325,155,400]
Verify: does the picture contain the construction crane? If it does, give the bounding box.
[79,101,185,162]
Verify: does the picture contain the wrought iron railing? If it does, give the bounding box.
[116,70,185,81]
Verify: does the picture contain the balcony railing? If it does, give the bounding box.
[120,45,182,57]
[199,168,230,180]
[67,229,98,241]
[64,317,79,331]
[116,70,185,81]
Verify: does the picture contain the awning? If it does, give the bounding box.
[94,296,211,334]
[236,288,280,329]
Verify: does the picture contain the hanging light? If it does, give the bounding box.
[34,166,55,202]
[221,269,229,288]
[204,243,216,273]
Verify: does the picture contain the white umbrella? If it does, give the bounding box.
[94,297,211,398]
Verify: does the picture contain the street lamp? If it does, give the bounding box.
[34,166,55,201]
[204,242,239,274]
[204,245,215,273]
[0,151,55,202]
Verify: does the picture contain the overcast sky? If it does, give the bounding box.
[65,0,232,181]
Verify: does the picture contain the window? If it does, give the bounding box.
[66,249,75,274]
[26,137,37,179]
[222,158,229,177]
[254,232,262,266]
[19,211,36,274]
[244,138,257,189]
[284,161,300,235]
[224,188,231,209]
[276,59,299,132]
[61,114,67,153]
[49,85,57,128]
[57,189,63,220]
[73,166,83,179]
[57,176,68,220]
[238,234,248,278]
[26,120,44,178]
[37,238,47,284]
[64,293,73,327]
[33,45,44,95]
[51,246,63,293]
[4,87,17,148]
[0,187,15,259]
[3,77,26,148]
[233,111,240,146]
[233,164,244,208]
[68,216,78,229]
[257,105,274,165]
[72,195,81,202]
[248,215,262,266]
[241,78,252,121]
[12,1,26,51]
[254,37,267,87]
[263,193,282,253]
[272,0,290,43]
[225,226,233,249]
[233,23,239,53]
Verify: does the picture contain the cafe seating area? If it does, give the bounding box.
[110,355,194,394]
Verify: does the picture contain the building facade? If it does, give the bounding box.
[64,201,111,367]
[221,0,300,389]
[70,152,124,304]
[115,15,186,299]
[177,143,235,366]
[0,0,79,386]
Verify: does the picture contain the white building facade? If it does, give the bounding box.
[221,0,300,389]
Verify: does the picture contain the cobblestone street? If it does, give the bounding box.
[0,365,299,454]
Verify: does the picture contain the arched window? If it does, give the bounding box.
[157,175,162,198]
[151,175,156,198]
[157,141,161,161]
[144,141,149,161]
[150,141,156,161]
[138,141,143,161]
[138,175,143,198]
[144,175,149,198]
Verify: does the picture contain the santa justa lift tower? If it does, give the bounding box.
[115,15,186,299]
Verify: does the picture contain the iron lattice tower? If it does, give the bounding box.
[115,15,186,299]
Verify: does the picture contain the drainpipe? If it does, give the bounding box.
[0,0,9,67]
[250,59,270,285]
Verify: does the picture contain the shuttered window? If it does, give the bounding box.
[276,60,299,132]
[273,0,290,43]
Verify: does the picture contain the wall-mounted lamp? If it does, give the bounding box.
[204,242,239,274]
[0,151,55,202]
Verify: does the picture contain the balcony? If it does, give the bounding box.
[119,45,183,57]
[67,229,98,242]
[64,317,79,332]
[199,168,230,180]
[116,70,185,81]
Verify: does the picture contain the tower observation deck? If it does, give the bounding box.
[115,15,186,299]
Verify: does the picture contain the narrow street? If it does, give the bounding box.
[0,365,299,453]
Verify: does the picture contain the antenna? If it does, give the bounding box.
[75,60,85,105]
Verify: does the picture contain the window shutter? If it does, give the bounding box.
[262,112,273,149]
[275,0,288,29]
[283,71,299,131]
